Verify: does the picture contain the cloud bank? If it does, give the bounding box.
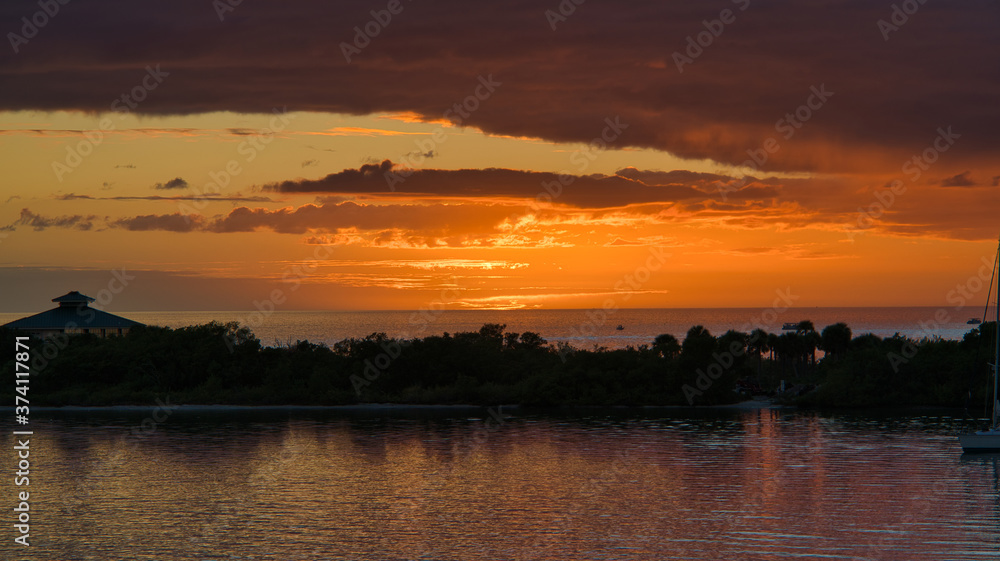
[1,0,997,172]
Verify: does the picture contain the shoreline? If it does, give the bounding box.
[4,399,790,413]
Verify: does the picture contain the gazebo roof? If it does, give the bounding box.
[2,307,144,330]
[1,291,144,331]
[52,291,96,305]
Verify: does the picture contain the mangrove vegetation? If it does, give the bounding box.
[1,319,995,409]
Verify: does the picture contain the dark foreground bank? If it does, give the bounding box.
[0,320,993,408]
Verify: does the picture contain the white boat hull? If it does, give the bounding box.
[960,430,1000,452]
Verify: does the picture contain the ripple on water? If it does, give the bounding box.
[4,408,1000,559]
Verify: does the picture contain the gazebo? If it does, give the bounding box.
[2,291,144,338]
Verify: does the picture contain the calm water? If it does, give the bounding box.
[4,407,1000,559]
[0,307,987,349]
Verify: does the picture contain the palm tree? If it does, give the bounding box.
[719,330,748,355]
[767,333,780,363]
[653,333,681,360]
[777,332,807,377]
[680,325,716,374]
[820,323,852,360]
[793,320,819,369]
[748,328,769,379]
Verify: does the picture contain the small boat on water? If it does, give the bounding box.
[781,322,799,331]
[960,236,1000,453]
[615,324,624,331]
[969,318,983,325]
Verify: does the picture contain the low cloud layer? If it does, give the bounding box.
[266,160,774,209]
[14,208,97,231]
[12,162,1000,243]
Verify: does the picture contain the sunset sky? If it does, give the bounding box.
[0,0,998,312]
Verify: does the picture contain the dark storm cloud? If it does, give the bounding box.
[203,201,515,236]
[55,193,273,202]
[14,208,96,230]
[0,0,996,172]
[153,177,189,190]
[940,171,976,187]
[111,213,202,232]
[264,160,776,208]
[109,213,201,232]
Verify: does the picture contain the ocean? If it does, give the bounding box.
[9,408,1000,559]
[0,307,986,349]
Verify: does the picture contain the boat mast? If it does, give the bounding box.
[994,235,999,431]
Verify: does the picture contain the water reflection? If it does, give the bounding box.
[3,407,1000,559]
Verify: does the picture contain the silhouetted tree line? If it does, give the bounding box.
[0,320,993,408]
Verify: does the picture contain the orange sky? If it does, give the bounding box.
[0,1,997,312]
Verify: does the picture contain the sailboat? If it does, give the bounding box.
[960,237,1000,452]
